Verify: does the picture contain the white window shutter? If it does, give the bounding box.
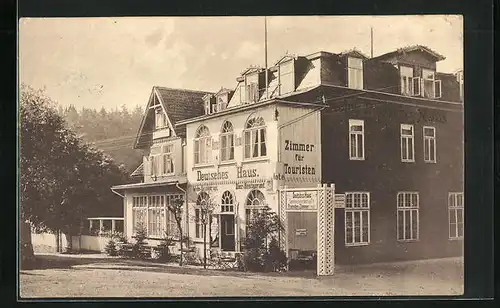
[412,77,421,96]
[149,156,155,176]
[434,80,442,98]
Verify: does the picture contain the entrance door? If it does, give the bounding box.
[220,214,235,251]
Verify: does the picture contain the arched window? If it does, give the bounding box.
[195,192,210,238]
[245,189,267,233]
[221,191,235,212]
[220,121,235,162]
[244,116,267,159]
[194,125,211,165]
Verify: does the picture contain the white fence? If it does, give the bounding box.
[32,232,113,253]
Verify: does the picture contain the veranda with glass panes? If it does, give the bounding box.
[132,194,184,238]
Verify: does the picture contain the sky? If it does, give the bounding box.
[19,15,463,111]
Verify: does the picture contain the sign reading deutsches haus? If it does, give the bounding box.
[286,191,318,210]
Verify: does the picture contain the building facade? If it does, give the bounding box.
[112,45,464,266]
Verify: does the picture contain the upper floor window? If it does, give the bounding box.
[400,66,415,96]
[247,82,259,103]
[423,126,436,163]
[422,69,442,99]
[155,109,167,129]
[217,97,226,112]
[244,116,267,159]
[347,57,363,90]
[220,121,235,162]
[194,125,212,165]
[448,192,464,239]
[397,192,419,241]
[349,119,365,160]
[161,144,174,174]
[401,124,415,162]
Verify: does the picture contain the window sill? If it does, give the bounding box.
[424,160,437,164]
[345,242,370,247]
[401,160,415,163]
[397,239,420,243]
[218,160,237,167]
[192,164,215,170]
[242,157,270,164]
[349,157,365,161]
[449,237,464,241]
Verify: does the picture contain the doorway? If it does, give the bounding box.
[220,214,235,251]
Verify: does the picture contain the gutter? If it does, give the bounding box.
[111,188,125,198]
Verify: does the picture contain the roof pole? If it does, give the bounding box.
[265,16,269,99]
[370,27,374,58]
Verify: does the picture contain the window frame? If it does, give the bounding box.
[194,125,212,166]
[348,119,365,160]
[243,116,267,160]
[220,121,235,163]
[401,124,415,163]
[396,192,420,242]
[132,194,183,238]
[400,65,414,96]
[344,192,370,246]
[154,108,167,130]
[423,126,437,163]
[347,57,364,90]
[448,192,464,240]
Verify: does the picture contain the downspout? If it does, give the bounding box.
[175,182,188,244]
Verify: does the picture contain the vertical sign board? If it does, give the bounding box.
[286,190,318,254]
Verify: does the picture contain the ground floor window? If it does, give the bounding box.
[448,192,464,239]
[345,192,370,246]
[397,192,419,241]
[132,194,183,238]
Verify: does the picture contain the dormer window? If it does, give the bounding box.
[155,109,167,129]
[347,57,363,90]
[204,98,211,115]
[246,82,259,103]
[400,66,415,96]
[422,68,442,99]
[217,97,226,111]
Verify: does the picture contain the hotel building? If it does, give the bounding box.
[112,45,464,266]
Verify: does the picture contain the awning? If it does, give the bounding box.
[111,177,187,191]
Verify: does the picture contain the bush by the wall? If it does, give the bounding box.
[104,238,118,256]
[131,223,149,259]
[157,233,174,262]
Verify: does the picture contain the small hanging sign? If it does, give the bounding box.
[295,228,307,236]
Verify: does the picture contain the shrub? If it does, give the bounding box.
[241,206,287,272]
[157,232,174,262]
[104,238,118,256]
[265,238,288,272]
[132,223,149,259]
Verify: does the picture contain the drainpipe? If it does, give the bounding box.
[175,182,188,244]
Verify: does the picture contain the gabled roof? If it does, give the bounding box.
[134,86,212,148]
[338,48,369,60]
[130,163,143,177]
[274,54,297,66]
[240,66,263,76]
[371,45,446,62]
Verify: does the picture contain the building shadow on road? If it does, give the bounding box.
[23,254,319,280]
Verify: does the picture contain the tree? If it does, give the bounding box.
[196,192,217,269]
[166,197,185,266]
[20,85,129,267]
